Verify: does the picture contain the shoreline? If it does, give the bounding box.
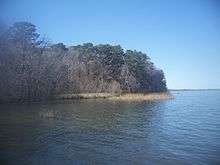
[0,92,173,104]
[53,92,173,101]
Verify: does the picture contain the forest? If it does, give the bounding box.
[0,22,167,102]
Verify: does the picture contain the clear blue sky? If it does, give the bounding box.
[1,0,220,89]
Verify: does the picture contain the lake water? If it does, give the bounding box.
[0,90,220,165]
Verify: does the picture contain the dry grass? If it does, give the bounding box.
[109,92,173,101]
[54,92,173,101]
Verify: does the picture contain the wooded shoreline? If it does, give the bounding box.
[0,22,168,103]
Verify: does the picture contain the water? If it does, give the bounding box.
[0,91,220,165]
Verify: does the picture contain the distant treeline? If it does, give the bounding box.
[0,22,167,102]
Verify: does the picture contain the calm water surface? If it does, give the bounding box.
[0,91,220,164]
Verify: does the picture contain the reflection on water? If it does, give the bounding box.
[0,91,220,164]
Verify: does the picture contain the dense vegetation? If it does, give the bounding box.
[0,22,167,102]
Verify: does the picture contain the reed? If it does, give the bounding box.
[53,92,173,101]
[109,92,173,101]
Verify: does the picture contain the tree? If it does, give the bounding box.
[0,22,52,101]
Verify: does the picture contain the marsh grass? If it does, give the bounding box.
[109,93,173,101]
[54,92,173,101]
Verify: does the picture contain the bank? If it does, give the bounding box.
[53,92,173,101]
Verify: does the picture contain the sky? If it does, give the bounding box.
[1,0,220,89]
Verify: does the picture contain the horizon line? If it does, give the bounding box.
[169,88,220,91]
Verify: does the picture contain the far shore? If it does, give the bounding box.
[53,92,173,101]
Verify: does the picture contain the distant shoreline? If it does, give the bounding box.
[169,89,220,91]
